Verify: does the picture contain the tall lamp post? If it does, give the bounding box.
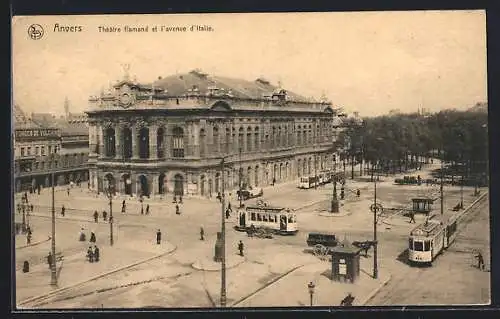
[307,281,315,306]
[50,173,57,286]
[238,147,243,208]
[106,184,114,246]
[440,148,444,215]
[220,157,227,307]
[372,166,379,280]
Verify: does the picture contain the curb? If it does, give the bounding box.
[16,236,51,250]
[18,243,178,308]
[191,256,246,272]
[318,211,352,218]
[231,263,306,307]
[359,273,392,306]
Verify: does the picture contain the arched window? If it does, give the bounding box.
[157,127,165,158]
[122,127,132,159]
[172,127,185,158]
[105,128,116,157]
[254,127,259,150]
[225,127,231,154]
[199,129,206,157]
[213,126,219,154]
[139,127,149,159]
[246,126,252,152]
[238,127,244,152]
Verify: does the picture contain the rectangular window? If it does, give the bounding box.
[27,147,31,155]
[251,213,256,221]
[424,241,431,252]
[21,148,25,157]
[172,137,184,158]
[257,214,262,221]
[48,146,52,154]
[36,146,39,156]
[414,241,424,252]
[41,146,46,156]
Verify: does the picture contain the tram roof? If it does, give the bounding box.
[245,205,289,212]
[410,214,449,237]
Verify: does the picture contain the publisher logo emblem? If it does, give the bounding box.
[28,24,44,40]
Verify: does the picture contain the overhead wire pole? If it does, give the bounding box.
[373,164,378,280]
[238,147,242,208]
[50,173,57,286]
[220,157,227,307]
[440,147,444,215]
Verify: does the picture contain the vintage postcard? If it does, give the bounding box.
[12,11,489,310]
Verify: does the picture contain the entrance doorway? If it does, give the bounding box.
[139,175,149,197]
[174,174,184,196]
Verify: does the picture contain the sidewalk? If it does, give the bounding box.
[15,233,51,250]
[16,239,176,307]
[233,258,391,307]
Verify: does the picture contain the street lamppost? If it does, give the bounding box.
[106,184,114,246]
[50,173,57,286]
[220,157,227,307]
[307,281,315,306]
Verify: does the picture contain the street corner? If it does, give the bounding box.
[191,254,246,271]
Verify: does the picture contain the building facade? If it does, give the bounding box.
[86,70,341,198]
[13,105,89,192]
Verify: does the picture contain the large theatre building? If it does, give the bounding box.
[86,70,338,198]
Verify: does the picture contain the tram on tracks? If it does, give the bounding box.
[408,213,459,264]
[298,170,338,189]
[234,199,298,235]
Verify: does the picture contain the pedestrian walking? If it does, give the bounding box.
[26,232,32,245]
[90,232,96,243]
[356,189,360,197]
[94,246,100,262]
[79,228,86,241]
[141,206,144,215]
[476,252,485,270]
[67,187,70,196]
[121,202,126,214]
[179,196,183,204]
[102,210,107,221]
[272,178,276,186]
[87,246,94,263]
[61,205,65,217]
[200,226,205,241]
[238,240,244,256]
[93,211,99,223]
[146,204,150,215]
[47,252,53,269]
[409,212,416,224]
[175,204,180,215]
[226,208,231,219]
[217,192,222,203]
[30,204,34,212]
[228,202,232,211]
[173,195,177,203]
[156,229,162,245]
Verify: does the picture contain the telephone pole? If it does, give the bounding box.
[50,173,57,286]
[220,158,227,307]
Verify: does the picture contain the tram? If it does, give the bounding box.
[234,200,298,235]
[408,214,458,264]
[298,175,319,189]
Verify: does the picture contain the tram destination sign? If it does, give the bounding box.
[15,128,59,139]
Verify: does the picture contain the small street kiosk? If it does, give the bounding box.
[331,239,361,283]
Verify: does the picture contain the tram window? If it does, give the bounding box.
[251,213,256,221]
[263,214,268,222]
[257,214,262,221]
[409,238,413,250]
[414,241,424,251]
[288,215,294,223]
[424,241,431,251]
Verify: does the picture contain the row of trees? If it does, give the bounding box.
[337,109,488,184]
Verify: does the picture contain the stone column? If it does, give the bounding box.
[152,174,159,196]
[115,125,122,160]
[149,124,158,160]
[131,125,139,159]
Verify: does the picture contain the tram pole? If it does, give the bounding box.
[220,158,227,307]
[50,173,57,286]
[373,166,378,280]
[440,151,444,215]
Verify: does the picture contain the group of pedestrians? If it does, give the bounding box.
[86,245,100,263]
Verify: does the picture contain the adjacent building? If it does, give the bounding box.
[86,69,345,198]
[13,104,90,192]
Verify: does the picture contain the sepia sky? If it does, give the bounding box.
[12,11,487,117]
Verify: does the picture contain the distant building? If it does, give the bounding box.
[13,105,89,192]
[85,69,344,197]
